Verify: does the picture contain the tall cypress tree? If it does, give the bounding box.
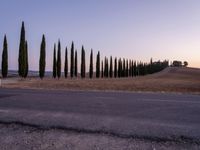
[24,41,28,78]
[114,57,117,78]
[75,50,78,77]
[109,56,113,78]
[18,21,26,78]
[104,57,107,77]
[39,35,46,79]
[101,60,104,78]
[57,40,61,79]
[96,51,100,78]
[89,49,93,78]
[81,46,86,78]
[104,57,109,78]
[118,58,122,78]
[1,35,8,78]
[53,44,57,78]
[126,59,129,77]
[118,58,121,78]
[64,47,68,78]
[133,61,136,76]
[70,42,74,78]
[123,59,125,77]
[129,60,132,77]
[131,60,134,77]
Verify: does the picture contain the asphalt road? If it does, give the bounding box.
[0,88,200,142]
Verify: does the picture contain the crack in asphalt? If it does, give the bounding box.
[0,120,199,145]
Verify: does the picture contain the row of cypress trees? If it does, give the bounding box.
[1,22,169,79]
[51,44,168,79]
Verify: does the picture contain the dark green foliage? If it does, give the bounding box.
[89,49,93,78]
[39,35,46,79]
[75,50,78,77]
[104,57,106,77]
[148,60,169,73]
[183,61,188,67]
[128,60,132,77]
[104,57,109,78]
[118,58,122,78]
[81,46,86,78]
[64,47,68,78]
[57,40,61,78]
[53,44,57,78]
[101,60,104,78]
[18,21,27,78]
[172,60,182,67]
[107,58,109,77]
[123,59,125,77]
[70,42,74,78]
[114,57,117,78]
[24,41,28,78]
[131,60,134,77]
[129,60,132,77]
[1,35,8,78]
[109,56,113,78]
[134,61,137,76]
[96,51,100,78]
[126,59,128,77]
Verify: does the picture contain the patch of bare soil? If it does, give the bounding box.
[2,67,200,94]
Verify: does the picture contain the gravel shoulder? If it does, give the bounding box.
[0,123,199,150]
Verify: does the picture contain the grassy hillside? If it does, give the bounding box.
[2,67,200,94]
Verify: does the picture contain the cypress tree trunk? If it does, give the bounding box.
[101,60,104,78]
[109,56,113,78]
[18,22,26,78]
[64,47,68,78]
[53,44,57,78]
[89,49,93,78]
[114,57,117,78]
[57,41,61,79]
[70,42,74,78]
[24,41,28,78]
[96,51,100,78]
[39,35,46,79]
[75,50,78,77]
[1,35,8,78]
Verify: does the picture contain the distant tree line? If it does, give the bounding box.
[171,60,188,67]
[1,22,171,79]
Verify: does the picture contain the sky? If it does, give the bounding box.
[0,0,200,71]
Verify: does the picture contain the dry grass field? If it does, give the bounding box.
[2,67,200,94]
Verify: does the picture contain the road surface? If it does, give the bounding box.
[0,88,200,143]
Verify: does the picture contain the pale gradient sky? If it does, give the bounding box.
[0,0,200,71]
